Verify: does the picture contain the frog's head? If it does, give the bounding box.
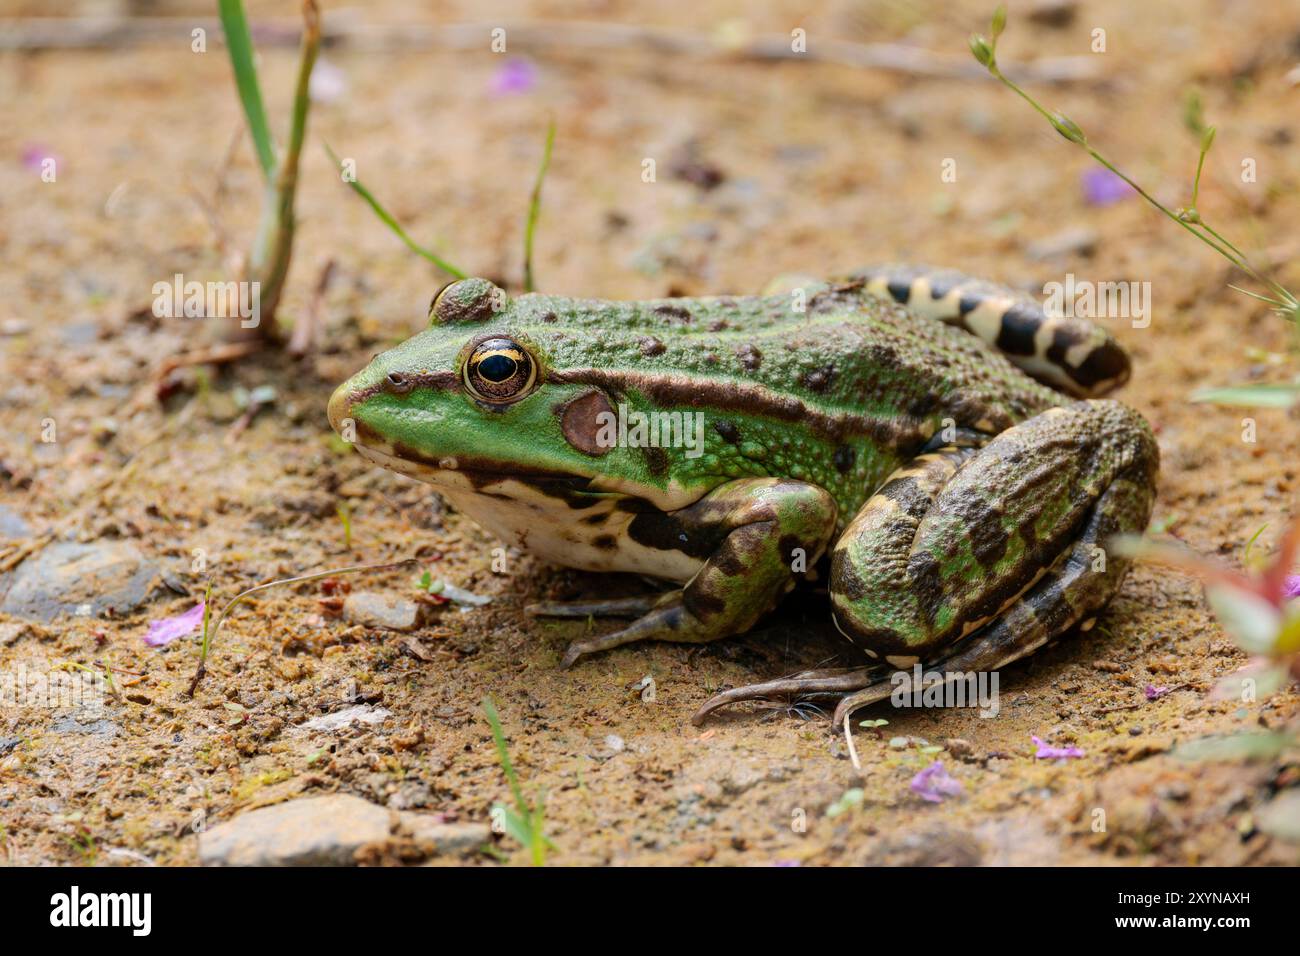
[327,278,696,510]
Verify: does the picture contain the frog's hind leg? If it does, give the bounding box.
[692,400,1157,726]
[854,264,1131,398]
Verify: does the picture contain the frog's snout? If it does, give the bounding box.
[327,381,353,436]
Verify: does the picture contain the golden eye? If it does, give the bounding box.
[463,338,536,403]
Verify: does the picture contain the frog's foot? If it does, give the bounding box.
[694,400,1158,725]
[556,478,837,669]
[526,594,663,619]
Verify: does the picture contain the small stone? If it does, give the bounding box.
[1257,790,1300,843]
[342,592,425,632]
[944,738,975,760]
[889,736,909,750]
[1026,226,1098,262]
[0,620,40,647]
[400,815,490,855]
[0,541,164,622]
[198,794,394,866]
[296,704,392,733]
[0,505,31,540]
[50,716,119,737]
[604,733,625,754]
[1027,0,1077,28]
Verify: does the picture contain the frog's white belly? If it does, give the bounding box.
[439,480,704,582]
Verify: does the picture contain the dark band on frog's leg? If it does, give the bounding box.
[852,264,1131,399]
[557,478,838,668]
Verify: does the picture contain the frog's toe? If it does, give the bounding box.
[690,666,881,725]
[527,594,662,619]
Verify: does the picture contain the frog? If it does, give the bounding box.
[328,264,1158,727]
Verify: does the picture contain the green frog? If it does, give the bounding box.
[328,265,1158,726]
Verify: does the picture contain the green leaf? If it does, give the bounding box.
[1190,383,1300,408]
[218,0,276,181]
[323,143,466,279]
[1174,730,1296,763]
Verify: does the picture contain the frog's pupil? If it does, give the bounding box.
[480,354,516,382]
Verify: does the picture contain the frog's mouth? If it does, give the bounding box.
[345,438,640,514]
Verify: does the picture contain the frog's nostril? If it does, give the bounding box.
[386,371,411,392]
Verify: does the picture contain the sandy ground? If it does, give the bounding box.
[0,0,1298,866]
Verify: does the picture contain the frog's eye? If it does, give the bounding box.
[463,337,536,404]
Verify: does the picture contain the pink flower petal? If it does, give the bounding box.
[910,760,964,803]
[1285,574,1300,599]
[1144,684,1170,700]
[1032,735,1084,759]
[144,602,205,647]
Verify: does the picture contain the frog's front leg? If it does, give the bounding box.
[693,399,1158,725]
[541,478,837,668]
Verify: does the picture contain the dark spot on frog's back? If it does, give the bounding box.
[643,446,669,477]
[952,491,1008,567]
[639,336,666,357]
[735,344,762,371]
[802,364,836,392]
[714,420,741,444]
[833,445,856,473]
[652,304,692,324]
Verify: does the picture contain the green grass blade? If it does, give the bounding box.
[482,697,527,813]
[324,143,466,279]
[1190,383,1300,408]
[522,119,556,293]
[218,0,276,181]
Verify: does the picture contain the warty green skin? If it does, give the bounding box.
[329,269,1158,725]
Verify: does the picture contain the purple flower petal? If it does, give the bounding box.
[491,58,537,95]
[21,143,59,173]
[1081,168,1134,206]
[1285,574,1300,599]
[1032,734,1084,759]
[1144,684,1169,700]
[910,760,964,803]
[144,602,205,647]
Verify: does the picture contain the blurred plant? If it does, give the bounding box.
[482,696,552,865]
[218,0,321,344]
[1114,521,1300,701]
[970,6,1300,409]
[327,118,557,293]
